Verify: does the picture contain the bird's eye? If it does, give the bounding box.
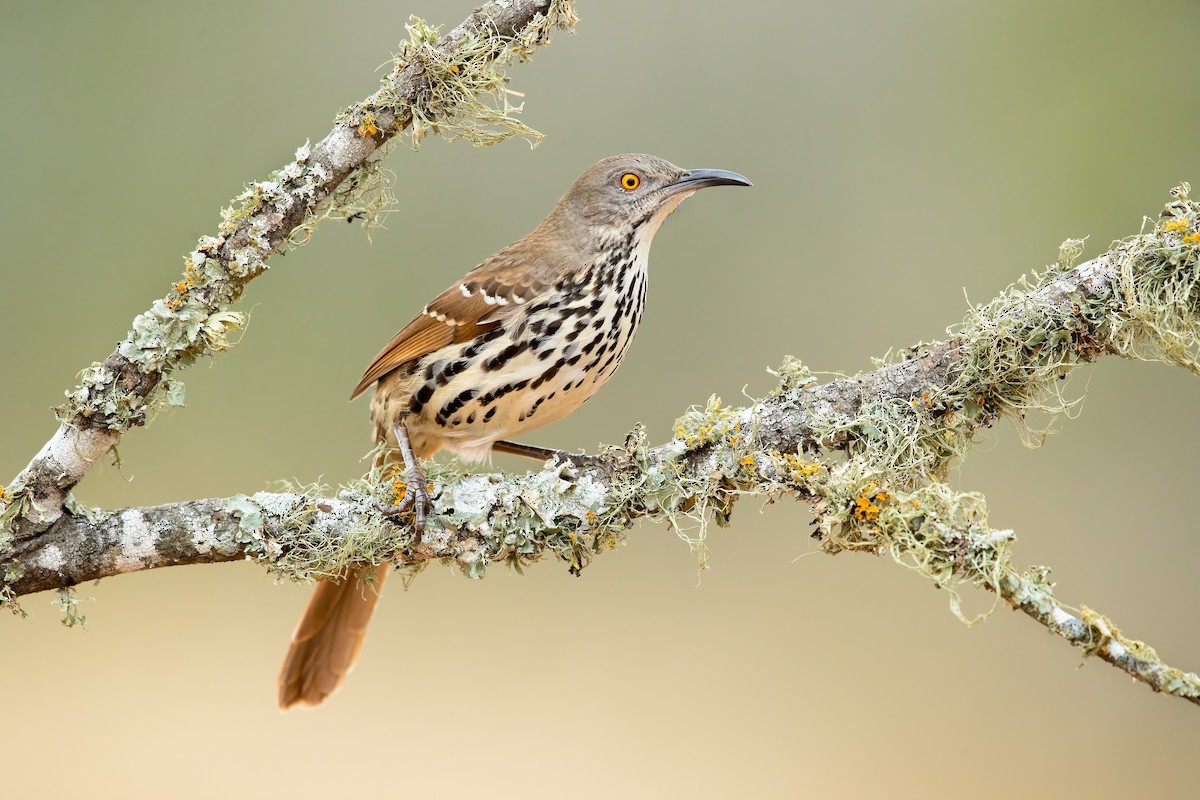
[619,172,641,191]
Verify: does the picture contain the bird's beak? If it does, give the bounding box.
[664,168,753,194]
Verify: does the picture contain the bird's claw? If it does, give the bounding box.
[407,474,430,534]
[376,423,433,538]
[378,464,430,538]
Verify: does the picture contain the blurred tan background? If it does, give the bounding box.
[3,1,1199,796]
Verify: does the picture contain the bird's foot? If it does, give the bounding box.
[378,461,430,535]
[376,423,431,537]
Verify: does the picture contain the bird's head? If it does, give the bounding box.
[551,153,751,240]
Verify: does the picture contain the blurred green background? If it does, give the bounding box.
[3,1,1199,796]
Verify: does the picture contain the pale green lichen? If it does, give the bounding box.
[836,260,1098,484]
[227,494,266,538]
[817,395,962,484]
[401,18,541,149]
[1110,182,1200,373]
[437,465,616,577]
[62,494,104,524]
[52,587,86,628]
[1,560,26,617]
[937,181,1200,459]
[946,273,1091,451]
[0,486,24,550]
[56,134,318,434]
[226,491,392,583]
[288,138,400,248]
[162,379,187,409]
[59,305,244,430]
[808,464,1012,624]
[767,355,818,396]
[665,396,756,565]
[673,395,748,451]
[1057,236,1087,269]
[361,4,577,149]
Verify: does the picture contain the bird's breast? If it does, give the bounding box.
[395,248,650,460]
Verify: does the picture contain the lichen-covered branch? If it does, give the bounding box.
[0,0,577,544]
[4,0,1199,710]
[5,186,1200,705]
[1001,569,1200,702]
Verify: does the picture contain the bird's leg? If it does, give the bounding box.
[379,423,430,534]
[492,439,604,469]
[491,439,560,461]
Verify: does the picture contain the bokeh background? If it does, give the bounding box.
[3,1,1199,796]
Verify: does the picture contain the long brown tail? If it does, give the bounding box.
[278,565,389,708]
[278,422,437,709]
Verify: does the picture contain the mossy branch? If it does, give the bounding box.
[0,0,576,544]
[3,2,1198,711]
[5,185,1200,706]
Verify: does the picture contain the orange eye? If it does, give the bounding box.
[619,172,641,191]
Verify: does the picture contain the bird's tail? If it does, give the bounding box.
[277,426,435,709]
[277,565,389,709]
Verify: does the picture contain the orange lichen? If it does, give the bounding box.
[782,452,821,478]
[358,112,380,138]
[388,478,434,508]
[852,483,893,524]
[768,451,823,486]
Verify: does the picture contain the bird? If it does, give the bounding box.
[278,153,751,708]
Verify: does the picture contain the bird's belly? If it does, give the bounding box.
[405,276,645,461]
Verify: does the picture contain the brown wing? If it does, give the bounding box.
[348,251,570,400]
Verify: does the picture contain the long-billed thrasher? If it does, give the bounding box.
[278,153,751,708]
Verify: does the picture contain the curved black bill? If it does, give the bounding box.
[667,168,753,193]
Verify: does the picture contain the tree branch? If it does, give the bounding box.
[4,0,1199,710]
[7,192,1200,703]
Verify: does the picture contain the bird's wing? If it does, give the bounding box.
[348,254,568,400]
